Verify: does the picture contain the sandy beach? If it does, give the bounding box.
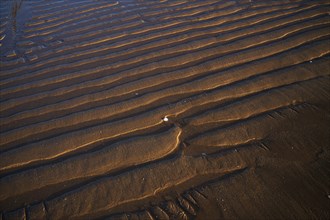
[0,0,329,219]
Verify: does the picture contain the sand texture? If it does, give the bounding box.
[0,0,330,219]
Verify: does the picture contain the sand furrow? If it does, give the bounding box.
[1,18,328,105]
[187,84,329,149]
[42,153,245,220]
[2,3,327,79]
[0,50,327,173]
[1,0,306,65]
[188,85,321,126]
[21,1,236,57]
[0,34,328,148]
[24,0,224,35]
[21,2,321,55]
[30,0,93,12]
[24,3,123,36]
[1,32,329,131]
[0,127,181,204]
[27,1,118,26]
[22,1,235,40]
[0,2,245,73]
[29,0,182,21]
[33,9,330,67]
[1,2,324,76]
[5,19,330,106]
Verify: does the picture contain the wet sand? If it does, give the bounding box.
[0,0,330,219]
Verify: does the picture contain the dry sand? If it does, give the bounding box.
[0,0,330,219]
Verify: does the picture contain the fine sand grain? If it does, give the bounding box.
[0,0,330,219]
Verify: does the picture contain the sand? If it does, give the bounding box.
[0,0,329,219]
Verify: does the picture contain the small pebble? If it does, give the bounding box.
[163,117,169,122]
[309,60,313,63]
